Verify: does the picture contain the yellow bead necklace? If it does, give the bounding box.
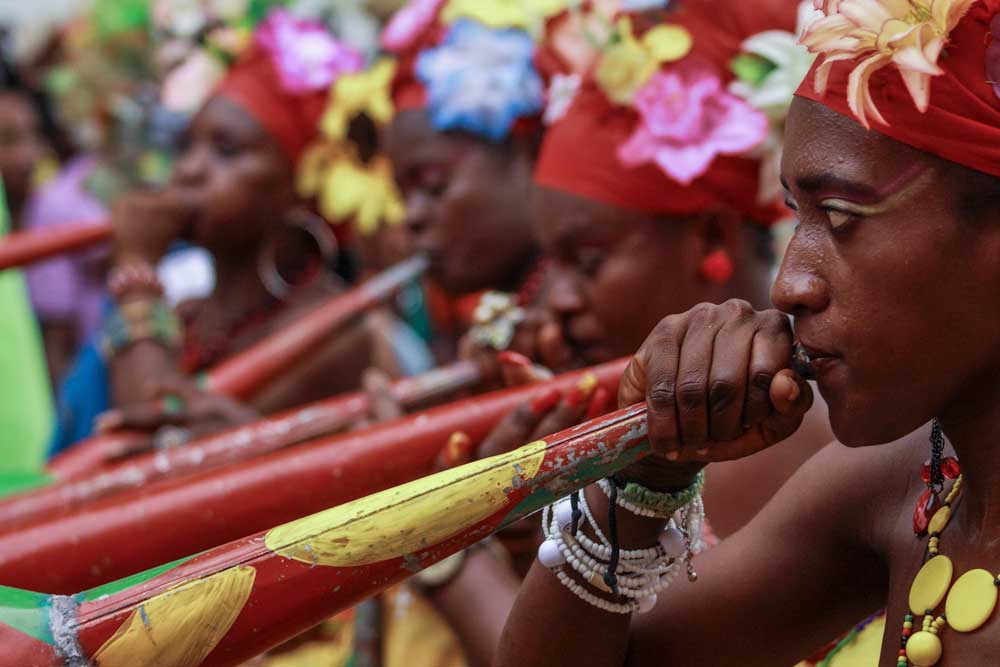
[900,476,1000,666]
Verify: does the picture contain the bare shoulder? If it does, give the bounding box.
[767,422,932,554]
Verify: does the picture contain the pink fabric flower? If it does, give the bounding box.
[256,9,364,94]
[381,0,446,52]
[988,13,1000,101]
[618,61,768,185]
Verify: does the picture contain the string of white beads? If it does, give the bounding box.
[538,486,704,615]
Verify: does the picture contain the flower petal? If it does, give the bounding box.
[891,44,943,76]
[838,0,892,31]
[813,52,854,93]
[642,24,693,63]
[847,51,890,127]
[897,67,934,111]
[654,142,718,185]
[741,30,799,68]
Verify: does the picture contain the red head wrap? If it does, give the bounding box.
[795,0,1000,178]
[215,44,328,164]
[534,0,799,225]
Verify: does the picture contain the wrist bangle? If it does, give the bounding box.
[99,299,181,358]
[108,261,163,301]
[598,470,705,519]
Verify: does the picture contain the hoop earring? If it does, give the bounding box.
[257,209,339,301]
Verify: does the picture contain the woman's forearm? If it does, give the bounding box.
[494,484,667,667]
[110,339,177,407]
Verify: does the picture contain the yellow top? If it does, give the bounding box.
[263,585,466,667]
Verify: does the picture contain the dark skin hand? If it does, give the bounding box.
[495,97,1000,666]
[470,183,832,536]
[96,377,258,440]
[385,109,540,298]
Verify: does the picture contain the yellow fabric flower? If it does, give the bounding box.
[296,141,348,200]
[319,155,406,236]
[801,0,977,128]
[441,0,570,31]
[320,59,397,140]
[595,17,692,105]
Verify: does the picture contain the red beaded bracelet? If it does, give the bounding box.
[107,262,163,300]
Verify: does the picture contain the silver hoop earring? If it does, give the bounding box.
[257,210,339,301]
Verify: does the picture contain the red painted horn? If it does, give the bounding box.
[0,360,628,594]
[0,360,487,530]
[0,220,111,270]
[0,402,650,667]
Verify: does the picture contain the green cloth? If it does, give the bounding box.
[0,181,53,473]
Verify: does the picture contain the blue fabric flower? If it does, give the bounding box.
[415,19,543,141]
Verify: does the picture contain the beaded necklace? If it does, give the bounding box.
[899,475,1000,666]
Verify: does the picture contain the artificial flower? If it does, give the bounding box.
[207,0,249,23]
[415,19,544,141]
[800,0,978,128]
[205,24,252,58]
[320,59,397,140]
[729,0,820,203]
[547,4,616,75]
[161,49,227,113]
[469,291,526,351]
[440,0,571,32]
[153,0,206,37]
[987,13,1000,101]
[544,73,583,124]
[380,0,447,51]
[730,1,820,119]
[297,141,344,199]
[255,9,364,94]
[321,156,407,235]
[618,61,768,185]
[298,143,406,234]
[594,17,692,105]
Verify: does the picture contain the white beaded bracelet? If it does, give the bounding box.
[541,506,680,601]
[597,478,669,518]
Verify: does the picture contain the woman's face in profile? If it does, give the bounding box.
[171,96,295,252]
[775,97,1000,447]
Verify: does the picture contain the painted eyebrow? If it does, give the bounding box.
[793,173,881,204]
[782,164,929,204]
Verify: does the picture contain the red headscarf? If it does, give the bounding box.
[795,0,1000,178]
[534,0,798,225]
[215,44,328,164]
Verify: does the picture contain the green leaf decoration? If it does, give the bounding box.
[731,53,777,87]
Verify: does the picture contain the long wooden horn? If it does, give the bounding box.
[0,402,649,667]
[0,360,628,593]
[0,221,112,271]
[0,359,488,530]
